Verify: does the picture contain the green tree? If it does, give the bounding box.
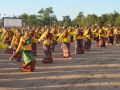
[114,15,120,26]
[62,15,71,27]
[27,14,38,26]
[19,13,29,26]
[106,11,119,26]
[82,14,97,26]
[73,12,84,26]
[38,7,56,26]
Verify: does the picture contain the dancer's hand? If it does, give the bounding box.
[61,46,63,49]
[10,57,14,61]
[10,52,18,61]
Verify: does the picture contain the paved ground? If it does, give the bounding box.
[0,42,120,90]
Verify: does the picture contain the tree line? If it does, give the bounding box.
[1,7,120,27]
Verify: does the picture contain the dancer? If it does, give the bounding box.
[10,30,38,72]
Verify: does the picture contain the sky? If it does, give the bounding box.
[0,0,120,20]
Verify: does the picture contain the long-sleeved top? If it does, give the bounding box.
[92,29,99,37]
[38,31,52,46]
[83,30,92,39]
[74,31,84,40]
[57,32,71,43]
[10,35,20,46]
[16,36,38,52]
[98,29,106,38]
[0,29,7,41]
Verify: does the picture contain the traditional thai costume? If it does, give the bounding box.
[114,28,120,45]
[106,29,114,45]
[3,30,14,54]
[83,29,92,50]
[98,29,106,47]
[74,29,84,54]
[39,31,53,63]
[57,31,71,58]
[10,33,22,62]
[50,29,58,52]
[11,35,38,72]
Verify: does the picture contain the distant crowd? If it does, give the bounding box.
[0,25,120,72]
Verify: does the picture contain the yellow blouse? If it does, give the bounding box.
[98,29,106,37]
[10,35,20,46]
[38,31,51,46]
[0,29,7,41]
[16,36,38,52]
[52,34,58,40]
[74,32,83,40]
[83,30,92,39]
[57,32,71,43]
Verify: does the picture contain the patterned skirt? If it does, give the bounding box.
[93,36,99,42]
[75,39,84,54]
[22,50,36,72]
[99,37,106,47]
[22,50,35,64]
[108,36,114,45]
[13,46,21,62]
[43,45,53,63]
[51,40,57,52]
[14,52,21,62]
[22,60,36,72]
[70,36,74,42]
[84,39,91,50]
[31,43,37,56]
[62,42,70,58]
[115,35,120,44]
